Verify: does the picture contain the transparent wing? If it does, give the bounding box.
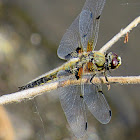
[81,76,111,124]
[57,15,80,60]
[57,0,106,59]
[57,84,87,138]
[79,9,93,50]
[81,0,106,50]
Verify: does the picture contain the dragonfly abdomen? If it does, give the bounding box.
[18,74,57,91]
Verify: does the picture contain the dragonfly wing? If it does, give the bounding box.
[79,9,93,50]
[57,15,80,60]
[58,84,87,138]
[81,0,106,50]
[57,0,106,59]
[81,78,111,124]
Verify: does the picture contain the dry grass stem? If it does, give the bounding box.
[99,16,140,53]
[0,76,140,105]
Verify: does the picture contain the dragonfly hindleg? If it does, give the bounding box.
[90,74,96,83]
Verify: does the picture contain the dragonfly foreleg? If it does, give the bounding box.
[104,72,110,90]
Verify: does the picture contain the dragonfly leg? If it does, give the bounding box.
[90,73,104,94]
[89,74,102,92]
[104,73,110,90]
[90,74,96,83]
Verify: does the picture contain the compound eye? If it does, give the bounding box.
[111,58,118,69]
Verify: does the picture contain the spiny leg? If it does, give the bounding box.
[104,72,110,90]
[90,74,96,83]
[90,73,104,96]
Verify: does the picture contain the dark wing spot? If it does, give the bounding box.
[80,95,83,98]
[109,110,112,117]
[76,47,82,53]
[85,122,88,131]
[96,15,101,20]
[90,12,93,18]
[99,90,104,94]
[83,34,87,38]
[65,54,71,60]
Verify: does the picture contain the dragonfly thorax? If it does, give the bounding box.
[92,51,105,67]
[74,51,106,74]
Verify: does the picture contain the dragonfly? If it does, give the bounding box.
[19,0,121,138]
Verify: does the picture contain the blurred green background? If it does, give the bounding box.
[0,0,140,139]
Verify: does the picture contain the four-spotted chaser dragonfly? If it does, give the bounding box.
[19,0,121,138]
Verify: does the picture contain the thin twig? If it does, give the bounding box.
[99,16,140,53]
[0,76,140,105]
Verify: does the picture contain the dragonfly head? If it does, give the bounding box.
[106,52,121,70]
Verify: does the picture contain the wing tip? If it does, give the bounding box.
[102,110,112,124]
[96,15,101,20]
[85,122,88,131]
[109,110,112,117]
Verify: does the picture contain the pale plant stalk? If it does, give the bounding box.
[0,16,140,105]
[99,16,140,53]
